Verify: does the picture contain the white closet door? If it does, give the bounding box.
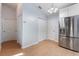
[2,4,17,42]
[38,19,47,41]
[22,18,48,47]
[23,18,39,46]
[2,18,17,42]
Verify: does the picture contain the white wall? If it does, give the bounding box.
[22,3,48,48]
[17,3,22,46]
[1,4,17,42]
[48,13,59,42]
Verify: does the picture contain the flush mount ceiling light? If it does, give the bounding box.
[54,8,58,13]
[48,3,59,14]
[48,8,58,14]
[48,8,54,14]
[48,9,53,14]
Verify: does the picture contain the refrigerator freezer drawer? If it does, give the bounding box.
[59,36,68,48]
[59,36,79,52]
[73,38,79,51]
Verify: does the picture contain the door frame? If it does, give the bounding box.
[0,3,2,51]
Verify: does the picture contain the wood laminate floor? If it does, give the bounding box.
[0,40,79,56]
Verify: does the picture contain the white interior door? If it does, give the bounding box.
[2,4,17,42]
[2,18,17,42]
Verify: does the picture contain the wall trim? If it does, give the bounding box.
[21,39,46,49]
[21,41,39,49]
[47,38,58,42]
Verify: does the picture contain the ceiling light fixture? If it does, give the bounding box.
[48,10,53,14]
[48,8,54,14]
[48,8,58,14]
[50,8,54,10]
[54,8,58,13]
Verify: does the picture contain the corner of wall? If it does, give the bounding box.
[21,40,40,49]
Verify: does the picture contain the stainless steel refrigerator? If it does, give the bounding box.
[59,15,79,52]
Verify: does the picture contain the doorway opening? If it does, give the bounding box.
[1,3,21,53]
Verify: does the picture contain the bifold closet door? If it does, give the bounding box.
[22,18,39,47]
[22,17,48,48]
[38,19,47,41]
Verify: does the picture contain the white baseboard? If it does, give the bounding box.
[21,37,59,49]
[47,37,58,42]
[21,41,39,49]
[21,39,46,49]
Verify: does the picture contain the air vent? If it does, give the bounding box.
[38,6,42,9]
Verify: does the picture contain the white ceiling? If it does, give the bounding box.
[33,3,75,16]
[3,3,76,16]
